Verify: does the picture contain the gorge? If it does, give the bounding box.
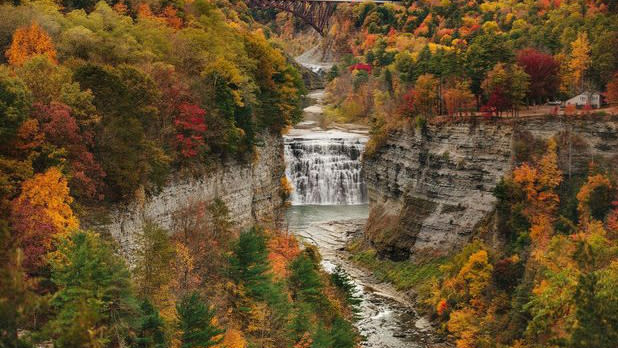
[283,87,438,348]
[364,117,618,260]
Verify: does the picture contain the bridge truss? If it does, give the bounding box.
[247,0,400,36]
[248,0,336,35]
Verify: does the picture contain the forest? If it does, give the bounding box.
[300,0,618,154]
[0,1,361,347]
[1,0,618,347]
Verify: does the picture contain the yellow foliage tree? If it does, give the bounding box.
[447,307,481,348]
[5,23,57,67]
[456,250,493,300]
[13,167,78,235]
[567,32,590,93]
[217,328,247,348]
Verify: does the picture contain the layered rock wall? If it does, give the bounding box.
[100,133,285,258]
[364,116,618,259]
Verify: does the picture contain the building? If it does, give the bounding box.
[565,91,603,108]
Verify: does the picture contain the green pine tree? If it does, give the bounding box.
[289,254,323,306]
[331,265,361,317]
[0,221,36,348]
[228,227,273,301]
[176,291,223,348]
[310,323,332,348]
[330,316,357,348]
[135,300,167,348]
[47,230,139,348]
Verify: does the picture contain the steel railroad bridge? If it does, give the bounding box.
[247,0,402,35]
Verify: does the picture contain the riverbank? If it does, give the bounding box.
[286,206,450,348]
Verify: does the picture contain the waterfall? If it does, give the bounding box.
[284,130,368,205]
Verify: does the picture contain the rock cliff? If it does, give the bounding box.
[100,133,285,259]
[364,116,618,260]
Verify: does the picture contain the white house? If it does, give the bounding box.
[565,91,602,108]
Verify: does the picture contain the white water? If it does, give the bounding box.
[284,129,368,205]
[286,52,435,346]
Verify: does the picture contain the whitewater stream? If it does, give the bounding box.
[284,85,436,347]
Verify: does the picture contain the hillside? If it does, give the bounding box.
[0,1,359,348]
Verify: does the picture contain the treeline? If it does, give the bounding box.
[0,0,304,205]
[318,0,618,152]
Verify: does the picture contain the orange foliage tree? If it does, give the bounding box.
[512,139,561,247]
[576,174,612,223]
[5,23,56,67]
[268,233,300,279]
[10,167,78,271]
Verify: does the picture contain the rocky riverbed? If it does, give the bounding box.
[285,205,446,348]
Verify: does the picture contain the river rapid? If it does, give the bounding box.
[283,80,438,347]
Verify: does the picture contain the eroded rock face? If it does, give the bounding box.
[100,133,285,260]
[364,116,618,259]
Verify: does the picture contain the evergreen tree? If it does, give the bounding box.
[228,227,273,301]
[331,266,361,316]
[327,65,340,82]
[135,300,167,348]
[176,292,223,348]
[310,323,332,348]
[330,316,357,348]
[0,221,35,348]
[289,254,323,306]
[48,230,139,348]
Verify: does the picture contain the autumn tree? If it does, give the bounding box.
[566,32,591,94]
[516,48,559,104]
[5,23,56,67]
[28,102,105,200]
[175,103,207,160]
[10,167,78,272]
[512,139,561,247]
[576,174,613,222]
[442,81,475,117]
[482,63,530,116]
[414,74,439,117]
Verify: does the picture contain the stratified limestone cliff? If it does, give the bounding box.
[100,133,285,259]
[364,116,618,260]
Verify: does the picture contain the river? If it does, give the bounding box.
[283,85,436,347]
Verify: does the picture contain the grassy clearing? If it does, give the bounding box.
[346,239,446,291]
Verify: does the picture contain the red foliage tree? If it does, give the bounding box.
[10,167,78,273]
[29,103,105,200]
[484,87,511,116]
[397,88,417,117]
[516,48,559,104]
[174,103,207,159]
